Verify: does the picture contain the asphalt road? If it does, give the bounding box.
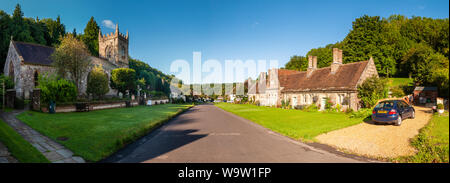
[105,104,364,163]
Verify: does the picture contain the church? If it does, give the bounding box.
[3,24,129,99]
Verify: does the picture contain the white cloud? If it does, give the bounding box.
[102,20,116,29]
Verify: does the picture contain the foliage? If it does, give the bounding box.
[0,4,65,72]
[284,55,308,71]
[348,108,372,119]
[307,44,336,68]
[303,104,318,112]
[390,85,406,98]
[0,120,50,163]
[80,16,99,56]
[51,34,91,94]
[437,104,444,110]
[18,104,192,162]
[87,65,109,99]
[128,58,173,95]
[357,76,389,108]
[325,97,333,110]
[110,68,137,96]
[37,73,77,104]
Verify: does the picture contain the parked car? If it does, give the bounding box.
[371,100,415,126]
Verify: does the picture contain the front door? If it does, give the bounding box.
[320,97,326,111]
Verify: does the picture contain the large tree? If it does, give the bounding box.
[284,55,308,71]
[110,68,137,96]
[81,16,99,56]
[51,34,92,95]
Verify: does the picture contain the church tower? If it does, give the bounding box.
[98,24,129,67]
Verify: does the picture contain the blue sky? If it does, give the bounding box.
[1,0,449,81]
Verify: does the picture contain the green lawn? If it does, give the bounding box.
[396,112,449,163]
[388,78,413,87]
[215,103,364,141]
[0,120,50,163]
[17,104,192,162]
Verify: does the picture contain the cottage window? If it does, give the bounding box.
[34,71,39,87]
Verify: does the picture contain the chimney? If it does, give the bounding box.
[331,48,343,74]
[307,55,317,77]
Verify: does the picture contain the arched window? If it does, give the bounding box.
[34,71,39,87]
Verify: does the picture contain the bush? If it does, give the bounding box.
[349,108,372,118]
[437,103,444,110]
[390,85,406,98]
[110,68,137,97]
[37,74,77,104]
[358,76,389,108]
[87,65,109,99]
[303,104,318,112]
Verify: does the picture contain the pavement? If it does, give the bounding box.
[316,106,433,158]
[0,141,18,163]
[0,110,85,163]
[104,104,367,163]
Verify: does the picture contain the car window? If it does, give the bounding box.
[376,102,394,108]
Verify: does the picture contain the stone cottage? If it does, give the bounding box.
[3,24,129,99]
[248,48,379,111]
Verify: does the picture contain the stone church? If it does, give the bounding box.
[3,24,129,99]
[247,48,379,111]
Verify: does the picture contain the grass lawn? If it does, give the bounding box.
[0,119,50,163]
[396,112,449,163]
[215,103,364,141]
[17,104,192,162]
[388,78,413,87]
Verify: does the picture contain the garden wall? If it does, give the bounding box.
[40,100,169,113]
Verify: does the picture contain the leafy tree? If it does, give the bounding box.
[87,65,109,99]
[357,76,389,108]
[306,44,334,68]
[284,55,308,71]
[40,16,65,46]
[81,17,99,56]
[110,68,137,97]
[51,34,91,95]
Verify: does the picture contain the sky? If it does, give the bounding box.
[1,0,449,82]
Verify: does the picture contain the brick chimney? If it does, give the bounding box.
[331,48,343,74]
[307,55,317,77]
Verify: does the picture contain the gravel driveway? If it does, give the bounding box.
[316,106,433,159]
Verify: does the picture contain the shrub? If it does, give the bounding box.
[349,108,372,118]
[303,104,318,112]
[437,103,444,110]
[87,65,109,99]
[358,76,389,108]
[37,74,77,104]
[390,85,406,98]
[110,68,137,97]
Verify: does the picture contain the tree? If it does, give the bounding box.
[51,34,92,95]
[81,17,99,56]
[284,55,308,71]
[87,65,109,99]
[357,76,389,108]
[40,16,65,46]
[110,68,137,97]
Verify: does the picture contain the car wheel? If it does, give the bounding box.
[411,111,415,119]
[395,116,402,126]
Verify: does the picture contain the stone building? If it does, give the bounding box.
[248,48,379,111]
[3,24,129,99]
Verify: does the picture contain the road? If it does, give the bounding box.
[104,104,365,163]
